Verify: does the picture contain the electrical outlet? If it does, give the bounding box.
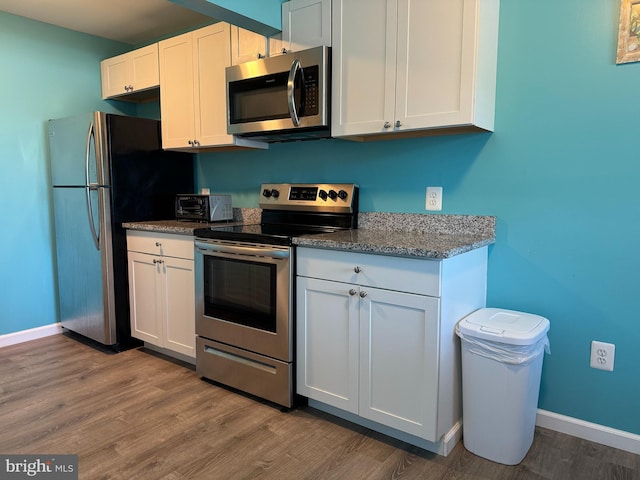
[425,186,443,211]
[590,341,615,371]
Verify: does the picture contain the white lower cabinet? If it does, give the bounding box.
[127,231,195,359]
[296,246,488,451]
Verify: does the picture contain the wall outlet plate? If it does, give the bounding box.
[426,186,442,211]
[590,340,615,371]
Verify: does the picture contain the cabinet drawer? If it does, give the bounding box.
[296,247,441,297]
[126,230,194,260]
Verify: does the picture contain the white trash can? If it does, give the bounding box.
[456,308,550,465]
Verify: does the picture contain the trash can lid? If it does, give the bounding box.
[457,308,550,345]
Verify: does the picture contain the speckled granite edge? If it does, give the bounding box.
[358,212,495,236]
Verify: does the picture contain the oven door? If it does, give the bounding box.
[194,239,292,362]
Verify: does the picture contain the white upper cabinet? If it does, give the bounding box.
[101,43,159,100]
[230,25,268,64]
[332,0,500,140]
[278,0,331,54]
[159,23,267,151]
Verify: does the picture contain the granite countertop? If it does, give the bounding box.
[293,212,495,259]
[122,208,262,235]
[293,229,494,259]
[122,219,241,235]
[123,211,495,259]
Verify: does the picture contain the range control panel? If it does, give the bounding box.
[259,183,359,213]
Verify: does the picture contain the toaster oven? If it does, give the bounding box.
[175,194,232,222]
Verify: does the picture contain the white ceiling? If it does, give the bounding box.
[0,0,215,45]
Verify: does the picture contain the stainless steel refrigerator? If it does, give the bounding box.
[49,112,194,349]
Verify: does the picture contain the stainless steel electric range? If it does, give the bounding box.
[193,183,359,408]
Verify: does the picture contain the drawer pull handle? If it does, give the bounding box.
[153,259,163,264]
[359,290,368,298]
[354,266,362,273]
[349,289,357,296]
[155,242,162,247]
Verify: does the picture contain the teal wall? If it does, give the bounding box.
[0,13,135,335]
[197,0,640,435]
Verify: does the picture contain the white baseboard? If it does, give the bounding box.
[0,323,63,348]
[537,409,640,455]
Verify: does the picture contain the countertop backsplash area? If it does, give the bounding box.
[358,212,495,236]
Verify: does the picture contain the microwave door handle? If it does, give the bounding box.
[287,58,303,127]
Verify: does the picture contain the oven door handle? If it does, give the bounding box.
[195,241,290,259]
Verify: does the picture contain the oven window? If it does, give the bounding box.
[203,255,276,332]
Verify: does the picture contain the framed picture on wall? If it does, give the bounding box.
[617,0,640,63]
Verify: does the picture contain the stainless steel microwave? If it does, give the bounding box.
[226,46,330,142]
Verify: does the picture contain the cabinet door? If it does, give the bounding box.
[192,23,234,147]
[128,251,162,345]
[394,0,475,130]
[231,25,267,64]
[331,0,396,137]
[101,44,159,99]
[296,277,359,413]
[101,53,130,99]
[359,287,440,441]
[159,32,196,149]
[130,43,159,92]
[282,0,331,52]
[162,257,195,358]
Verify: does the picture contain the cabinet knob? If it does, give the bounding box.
[395,120,402,128]
[188,140,193,145]
[354,266,362,273]
[349,289,357,296]
[359,290,368,298]
[193,139,200,147]
[383,121,391,129]
[281,48,289,54]
[155,242,162,247]
[257,53,265,59]
[153,258,163,264]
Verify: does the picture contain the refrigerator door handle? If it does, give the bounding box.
[85,121,100,250]
[85,186,100,250]
[85,121,95,187]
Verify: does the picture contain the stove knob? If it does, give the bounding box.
[318,189,328,200]
[271,189,280,198]
[328,189,338,200]
[338,190,348,200]
[262,189,271,198]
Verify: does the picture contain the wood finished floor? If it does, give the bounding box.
[1,333,638,480]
